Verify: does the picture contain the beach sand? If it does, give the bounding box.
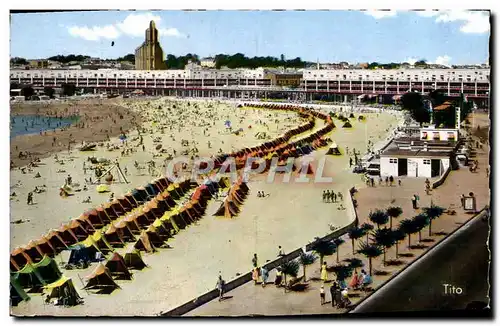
[10,98,401,316]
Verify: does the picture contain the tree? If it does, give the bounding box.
[280,259,300,292]
[357,242,382,276]
[20,85,35,99]
[392,228,406,257]
[401,92,431,126]
[43,86,55,98]
[333,238,345,263]
[117,53,135,63]
[310,238,336,270]
[348,227,365,254]
[11,57,28,65]
[298,252,317,282]
[415,59,427,67]
[345,258,364,272]
[428,90,447,107]
[328,264,353,288]
[369,209,389,229]
[372,228,396,265]
[399,218,419,248]
[61,83,76,96]
[422,204,446,236]
[412,214,430,242]
[360,223,374,244]
[386,206,403,230]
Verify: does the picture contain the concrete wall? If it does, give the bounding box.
[380,157,398,177]
[432,165,452,189]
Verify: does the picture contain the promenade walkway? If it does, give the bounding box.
[187,113,490,316]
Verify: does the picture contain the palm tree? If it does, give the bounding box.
[348,227,365,254]
[310,238,336,270]
[280,259,300,293]
[372,228,396,265]
[369,209,389,229]
[298,252,317,282]
[333,238,345,263]
[328,264,353,288]
[360,223,374,244]
[345,257,364,272]
[392,228,406,257]
[386,206,403,230]
[422,204,445,236]
[357,242,382,276]
[399,218,419,248]
[412,214,430,242]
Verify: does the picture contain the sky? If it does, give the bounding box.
[9,10,490,65]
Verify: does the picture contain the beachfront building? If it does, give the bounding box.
[200,57,216,68]
[134,20,166,70]
[301,68,490,106]
[9,67,490,104]
[379,126,460,178]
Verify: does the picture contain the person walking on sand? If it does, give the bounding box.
[389,175,394,186]
[27,192,33,205]
[370,177,375,187]
[321,262,328,283]
[216,274,225,301]
[278,246,285,257]
[385,176,389,186]
[322,190,326,203]
[320,285,326,305]
[323,190,330,203]
[398,179,402,187]
[252,253,258,268]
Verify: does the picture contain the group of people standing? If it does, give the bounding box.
[322,190,343,203]
[320,262,372,309]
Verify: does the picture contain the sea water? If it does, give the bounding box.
[10,115,79,138]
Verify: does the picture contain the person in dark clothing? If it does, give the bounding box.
[330,282,340,307]
[252,253,258,268]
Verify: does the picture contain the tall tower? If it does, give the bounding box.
[135,20,166,70]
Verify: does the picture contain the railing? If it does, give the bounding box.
[432,165,452,189]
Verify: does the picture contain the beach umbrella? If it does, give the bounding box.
[96,184,110,193]
[119,134,127,141]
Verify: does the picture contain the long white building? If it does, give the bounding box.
[10,67,490,103]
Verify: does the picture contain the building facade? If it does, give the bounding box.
[134,21,166,70]
[301,68,490,100]
[9,67,490,104]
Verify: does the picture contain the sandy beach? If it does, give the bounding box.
[10,98,401,316]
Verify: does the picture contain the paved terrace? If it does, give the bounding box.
[187,114,490,316]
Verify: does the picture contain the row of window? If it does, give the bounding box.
[389,158,431,164]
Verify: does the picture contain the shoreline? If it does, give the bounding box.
[10,99,142,168]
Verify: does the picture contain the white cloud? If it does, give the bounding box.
[68,25,120,41]
[433,55,452,66]
[416,10,490,34]
[364,10,397,19]
[159,28,185,38]
[415,10,440,18]
[67,12,185,41]
[116,12,161,37]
